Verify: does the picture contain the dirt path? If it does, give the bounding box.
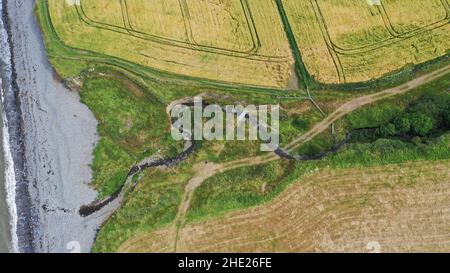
[285,64,450,151]
[170,64,450,252]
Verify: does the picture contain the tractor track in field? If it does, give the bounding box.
[307,0,450,83]
[73,0,291,62]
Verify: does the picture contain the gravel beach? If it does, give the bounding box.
[6,0,103,252]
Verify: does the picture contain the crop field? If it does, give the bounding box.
[119,160,450,252]
[49,0,295,88]
[47,0,450,87]
[282,0,450,84]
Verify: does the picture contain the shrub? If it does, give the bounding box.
[409,113,434,136]
[393,116,411,134]
[378,123,397,137]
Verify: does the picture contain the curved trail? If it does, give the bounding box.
[171,64,450,252]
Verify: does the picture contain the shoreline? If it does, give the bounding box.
[5,0,102,252]
[1,0,35,252]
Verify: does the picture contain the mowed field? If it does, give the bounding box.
[119,160,450,252]
[283,0,450,84]
[49,0,295,88]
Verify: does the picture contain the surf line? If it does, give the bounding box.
[0,0,19,253]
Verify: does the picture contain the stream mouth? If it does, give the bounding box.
[79,141,197,217]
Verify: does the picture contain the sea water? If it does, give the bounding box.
[0,0,19,253]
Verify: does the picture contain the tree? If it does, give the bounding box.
[410,113,433,136]
[378,123,397,137]
[393,116,411,134]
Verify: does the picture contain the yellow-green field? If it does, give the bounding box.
[283,0,450,84]
[49,0,450,87]
[49,0,295,88]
